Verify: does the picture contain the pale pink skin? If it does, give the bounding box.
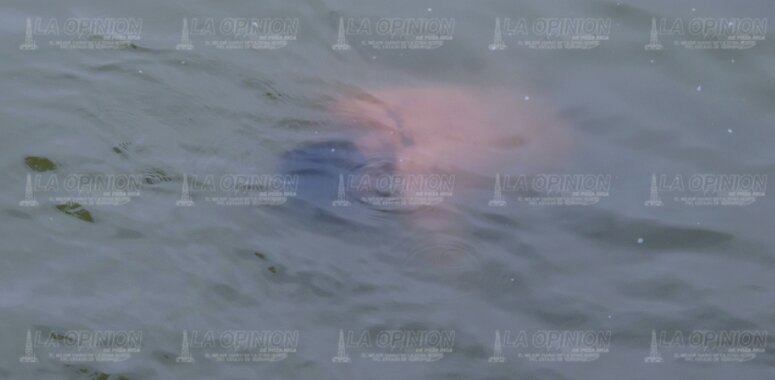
[329,85,573,254]
[330,85,572,181]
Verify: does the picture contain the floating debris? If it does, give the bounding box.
[142,168,172,185]
[265,91,283,100]
[112,142,131,155]
[56,203,94,223]
[63,364,131,380]
[24,156,57,172]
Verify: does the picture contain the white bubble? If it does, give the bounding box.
[524,96,530,101]
[696,85,702,92]
[637,238,644,244]
[727,129,733,134]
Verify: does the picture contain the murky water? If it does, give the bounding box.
[1,0,775,378]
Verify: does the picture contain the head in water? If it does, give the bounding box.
[280,84,571,214]
[329,85,572,177]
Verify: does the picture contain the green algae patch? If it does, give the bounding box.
[56,203,94,223]
[24,156,57,172]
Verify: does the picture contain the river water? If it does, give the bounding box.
[1,0,774,379]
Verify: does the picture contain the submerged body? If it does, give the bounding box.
[330,85,572,179]
[281,85,571,214]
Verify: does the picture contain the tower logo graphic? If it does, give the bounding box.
[644,329,664,363]
[487,330,507,363]
[644,174,663,207]
[176,330,195,363]
[331,330,351,363]
[176,18,194,50]
[644,18,663,50]
[488,18,507,51]
[176,173,194,207]
[20,18,38,50]
[20,173,39,207]
[332,173,351,207]
[488,174,507,207]
[19,330,38,363]
[332,18,351,51]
